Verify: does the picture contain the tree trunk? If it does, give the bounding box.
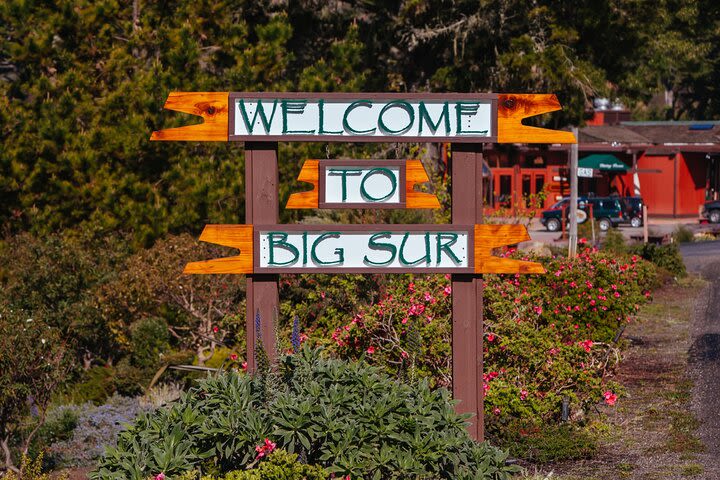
[1,436,18,474]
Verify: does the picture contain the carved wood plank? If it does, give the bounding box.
[405,160,441,209]
[474,224,546,274]
[150,92,229,142]
[285,160,319,209]
[183,224,253,274]
[497,94,577,144]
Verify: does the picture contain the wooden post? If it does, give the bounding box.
[450,143,484,441]
[245,142,279,370]
[643,205,649,244]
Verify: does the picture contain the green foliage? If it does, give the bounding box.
[504,424,597,463]
[92,349,519,480]
[672,225,695,243]
[130,317,171,371]
[602,228,627,254]
[0,454,68,480]
[201,449,327,480]
[629,243,687,278]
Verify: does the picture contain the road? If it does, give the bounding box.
[680,240,720,473]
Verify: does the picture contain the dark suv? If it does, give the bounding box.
[702,200,720,223]
[540,197,624,232]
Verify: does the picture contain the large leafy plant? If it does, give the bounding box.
[91,348,518,480]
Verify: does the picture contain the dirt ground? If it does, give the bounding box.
[526,270,716,479]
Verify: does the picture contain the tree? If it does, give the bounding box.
[0,307,71,473]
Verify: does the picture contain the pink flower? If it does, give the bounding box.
[443,285,452,296]
[520,389,528,400]
[213,326,219,333]
[487,334,496,342]
[320,291,326,299]
[255,438,277,458]
[229,353,238,361]
[155,474,165,480]
[493,407,501,415]
[603,391,617,406]
[579,340,593,353]
[401,351,409,359]
[408,282,415,292]
[366,346,375,354]
[548,348,559,356]
[241,361,248,371]
[533,305,543,315]
[423,292,433,302]
[401,317,408,325]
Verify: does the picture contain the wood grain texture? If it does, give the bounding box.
[285,160,319,209]
[474,224,546,274]
[497,94,576,144]
[183,224,253,274]
[405,160,441,209]
[150,92,229,142]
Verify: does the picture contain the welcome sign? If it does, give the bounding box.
[229,93,495,142]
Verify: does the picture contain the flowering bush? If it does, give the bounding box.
[325,248,657,435]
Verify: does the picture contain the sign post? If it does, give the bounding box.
[151,91,575,441]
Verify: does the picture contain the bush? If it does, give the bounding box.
[629,242,686,278]
[200,449,327,480]
[326,248,657,437]
[46,396,148,468]
[91,349,519,480]
[672,225,694,243]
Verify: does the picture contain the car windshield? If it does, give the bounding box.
[550,199,568,209]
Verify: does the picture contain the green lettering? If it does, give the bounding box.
[399,232,431,266]
[455,102,488,135]
[267,232,299,266]
[435,232,462,265]
[281,99,315,134]
[302,231,308,265]
[418,101,450,135]
[327,168,362,202]
[238,99,278,134]
[364,232,397,266]
[360,167,397,202]
[342,100,376,135]
[318,99,343,135]
[311,232,344,265]
[378,100,414,135]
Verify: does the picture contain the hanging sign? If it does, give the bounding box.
[183,224,545,275]
[286,159,441,209]
[150,92,577,144]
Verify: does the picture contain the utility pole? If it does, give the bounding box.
[568,126,579,258]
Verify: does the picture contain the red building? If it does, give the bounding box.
[483,113,720,217]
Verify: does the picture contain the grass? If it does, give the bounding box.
[507,424,597,464]
[681,463,704,476]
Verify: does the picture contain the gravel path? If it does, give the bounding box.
[682,241,720,478]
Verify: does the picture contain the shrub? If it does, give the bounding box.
[130,317,171,371]
[0,454,68,480]
[629,242,686,278]
[601,228,626,254]
[47,396,148,468]
[200,449,327,480]
[672,225,694,243]
[326,248,657,435]
[91,349,518,480]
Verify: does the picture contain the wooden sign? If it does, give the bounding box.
[150,92,577,144]
[286,159,441,209]
[183,224,545,275]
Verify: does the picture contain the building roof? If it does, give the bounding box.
[579,121,720,148]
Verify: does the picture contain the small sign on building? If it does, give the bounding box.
[577,167,594,178]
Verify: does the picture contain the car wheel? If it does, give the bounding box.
[630,217,642,228]
[598,218,612,231]
[546,218,561,232]
[710,209,720,224]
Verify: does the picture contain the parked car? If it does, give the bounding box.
[540,197,588,232]
[540,196,623,232]
[702,200,720,223]
[619,196,645,228]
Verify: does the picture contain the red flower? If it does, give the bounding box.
[255,438,277,458]
[493,407,501,415]
[408,282,415,292]
[520,389,528,400]
[213,326,219,333]
[603,390,617,406]
[229,353,238,361]
[579,340,593,353]
[443,285,452,296]
[241,362,248,371]
[366,346,375,354]
[487,334,496,342]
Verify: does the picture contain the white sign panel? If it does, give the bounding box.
[258,230,469,269]
[325,166,400,204]
[577,167,594,178]
[231,96,493,140]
